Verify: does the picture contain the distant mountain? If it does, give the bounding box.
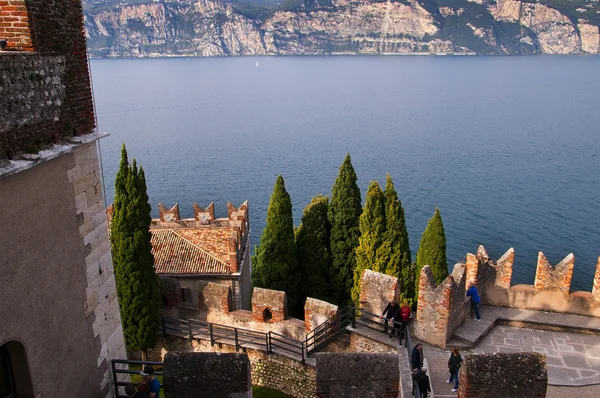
[83,0,600,57]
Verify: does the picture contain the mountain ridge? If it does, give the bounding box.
[83,0,600,56]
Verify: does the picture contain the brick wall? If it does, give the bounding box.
[252,287,287,323]
[0,0,34,51]
[458,353,547,397]
[0,0,94,158]
[413,263,469,348]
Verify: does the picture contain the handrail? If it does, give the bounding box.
[111,359,164,398]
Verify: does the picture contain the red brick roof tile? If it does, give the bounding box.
[151,229,231,275]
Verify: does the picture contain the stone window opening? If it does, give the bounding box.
[263,307,272,322]
[0,0,36,52]
[0,340,34,397]
[181,288,192,303]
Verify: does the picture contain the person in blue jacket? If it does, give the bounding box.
[466,283,481,321]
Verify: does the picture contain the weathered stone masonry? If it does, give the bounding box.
[0,0,94,157]
[70,142,126,395]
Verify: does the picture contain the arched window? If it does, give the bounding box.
[263,308,272,323]
[0,341,34,398]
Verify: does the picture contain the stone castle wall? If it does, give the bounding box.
[144,336,317,398]
[70,142,126,395]
[0,0,95,158]
[415,245,600,348]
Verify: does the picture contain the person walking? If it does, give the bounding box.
[466,283,481,321]
[411,343,423,371]
[399,301,411,343]
[380,299,400,335]
[417,367,432,398]
[447,347,463,392]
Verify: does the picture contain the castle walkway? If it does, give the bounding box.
[418,305,600,397]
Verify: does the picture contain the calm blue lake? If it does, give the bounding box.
[90,56,600,292]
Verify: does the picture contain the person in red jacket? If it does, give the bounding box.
[399,301,411,343]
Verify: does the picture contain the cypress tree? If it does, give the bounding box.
[328,154,362,307]
[110,144,160,359]
[251,175,300,315]
[295,195,331,311]
[415,207,448,302]
[352,181,386,303]
[379,174,413,304]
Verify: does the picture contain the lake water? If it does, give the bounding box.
[90,56,600,292]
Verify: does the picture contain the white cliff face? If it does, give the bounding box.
[489,0,521,23]
[263,0,441,54]
[83,0,600,56]
[578,21,600,54]
[520,3,581,54]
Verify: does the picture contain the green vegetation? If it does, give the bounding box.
[296,195,332,310]
[252,386,292,398]
[415,208,448,302]
[381,174,414,305]
[110,144,160,359]
[352,181,387,303]
[252,175,300,316]
[328,154,362,307]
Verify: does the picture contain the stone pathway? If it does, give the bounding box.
[472,325,600,386]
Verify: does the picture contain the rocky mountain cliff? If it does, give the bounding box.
[83,0,600,56]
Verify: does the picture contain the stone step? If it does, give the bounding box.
[445,338,473,350]
[451,317,495,347]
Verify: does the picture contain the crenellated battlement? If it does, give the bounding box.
[414,245,600,347]
[534,252,575,294]
[413,263,469,348]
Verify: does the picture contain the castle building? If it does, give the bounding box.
[107,201,252,311]
[0,1,125,397]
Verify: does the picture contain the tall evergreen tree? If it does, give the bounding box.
[251,175,300,315]
[328,154,362,307]
[295,195,331,311]
[415,207,448,302]
[352,181,387,303]
[110,144,160,359]
[379,174,414,304]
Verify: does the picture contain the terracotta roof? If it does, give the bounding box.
[151,229,231,275]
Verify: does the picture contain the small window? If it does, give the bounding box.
[181,288,192,303]
[263,308,272,322]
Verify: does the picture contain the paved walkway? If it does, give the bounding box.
[473,325,600,385]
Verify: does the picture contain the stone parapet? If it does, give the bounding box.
[534,252,575,294]
[458,352,547,397]
[358,269,400,316]
[315,353,398,397]
[304,298,338,332]
[197,281,232,313]
[163,352,251,398]
[413,263,468,348]
[252,287,287,323]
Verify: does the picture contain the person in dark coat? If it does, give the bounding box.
[447,347,463,392]
[417,367,432,398]
[380,299,400,335]
[411,343,423,371]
